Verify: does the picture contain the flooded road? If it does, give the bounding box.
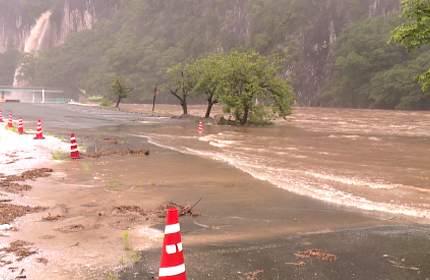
[0,103,429,279]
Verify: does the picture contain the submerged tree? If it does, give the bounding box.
[110,77,134,107]
[219,51,296,125]
[166,63,196,115]
[391,0,430,91]
[192,53,226,118]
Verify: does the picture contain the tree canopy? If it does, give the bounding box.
[166,52,296,125]
[391,0,430,91]
[110,77,134,107]
[318,12,430,109]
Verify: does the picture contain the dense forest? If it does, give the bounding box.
[1,0,429,110]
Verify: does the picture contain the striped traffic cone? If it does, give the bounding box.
[159,208,186,280]
[198,120,203,135]
[0,110,3,122]
[70,133,80,159]
[7,114,13,127]
[34,119,44,139]
[18,117,24,134]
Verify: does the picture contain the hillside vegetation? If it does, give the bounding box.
[2,0,430,110]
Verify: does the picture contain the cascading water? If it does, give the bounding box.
[13,11,52,100]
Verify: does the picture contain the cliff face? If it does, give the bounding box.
[0,0,32,52]
[0,0,117,53]
[1,0,400,102]
[285,0,401,105]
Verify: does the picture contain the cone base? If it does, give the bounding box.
[33,137,45,139]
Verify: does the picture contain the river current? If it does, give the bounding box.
[138,107,430,222]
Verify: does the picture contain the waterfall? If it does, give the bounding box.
[24,11,52,53]
[13,11,52,90]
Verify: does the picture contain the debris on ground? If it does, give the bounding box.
[0,240,37,262]
[294,249,338,262]
[0,168,53,193]
[109,201,201,229]
[0,203,46,225]
[58,224,87,233]
[82,148,149,158]
[156,200,201,218]
[90,137,120,144]
[245,269,263,280]
[41,213,63,221]
[388,259,420,272]
[285,261,305,266]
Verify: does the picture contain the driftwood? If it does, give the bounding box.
[156,200,201,218]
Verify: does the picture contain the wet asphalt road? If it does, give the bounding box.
[0,102,159,131]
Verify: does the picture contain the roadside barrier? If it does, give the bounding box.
[198,120,203,134]
[0,110,3,122]
[33,119,44,139]
[18,117,24,134]
[159,208,186,280]
[7,114,13,127]
[70,133,80,159]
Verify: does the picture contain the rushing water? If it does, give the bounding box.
[136,107,430,222]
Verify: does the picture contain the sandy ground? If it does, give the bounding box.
[0,119,164,279]
[0,108,210,280]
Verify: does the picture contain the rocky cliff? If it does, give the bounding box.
[0,0,117,53]
[0,0,31,52]
[285,0,401,105]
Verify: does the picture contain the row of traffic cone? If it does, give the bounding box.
[1,110,44,139]
[3,114,185,278]
[1,110,80,159]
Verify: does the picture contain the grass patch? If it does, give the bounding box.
[52,150,62,160]
[82,162,92,171]
[4,126,20,134]
[107,182,119,189]
[123,231,130,251]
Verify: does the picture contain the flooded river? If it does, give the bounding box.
[139,107,430,222]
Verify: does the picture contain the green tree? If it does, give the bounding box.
[391,0,430,91]
[219,51,296,125]
[192,53,226,118]
[320,14,414,108]
[110,77,134,107]
[0,50,21,85]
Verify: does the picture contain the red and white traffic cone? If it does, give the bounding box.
[198,120,203,135]
[34,119,44,139]
[0,110,3,122]
[18,117,24,134]
[70,133,80,159]
[7,113,13,127]
[159,208,186,280]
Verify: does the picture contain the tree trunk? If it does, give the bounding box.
[205,102,214,118]
[181,96,188,115]
[152,95,156,111]
[116,96,122,107]
[241,107,249,125]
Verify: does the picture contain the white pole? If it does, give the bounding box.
[42,89,45,103]
[32,91,35,103]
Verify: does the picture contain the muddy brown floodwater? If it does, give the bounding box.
[0,104,429,280]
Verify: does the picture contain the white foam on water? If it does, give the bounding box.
[142,128,430,222]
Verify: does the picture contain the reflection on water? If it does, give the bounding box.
[137,107,430,221]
